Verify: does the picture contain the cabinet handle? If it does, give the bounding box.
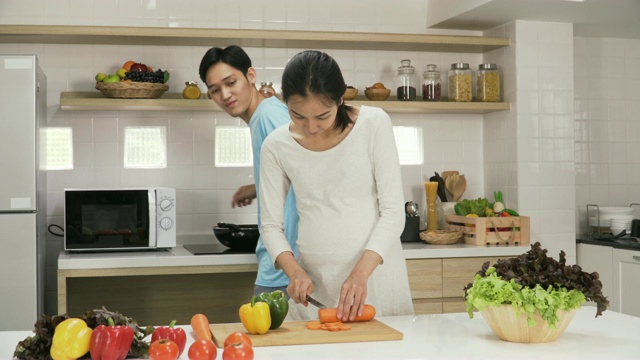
[633,256,640,262]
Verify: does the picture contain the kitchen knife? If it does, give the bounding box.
[306,295,326,309]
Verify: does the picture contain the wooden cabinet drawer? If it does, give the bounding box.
[406,259,442,299]
[442,257,503,297]
[412,299,443,315]
[442,300,468,314]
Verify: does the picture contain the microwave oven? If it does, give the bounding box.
[64,188,176,251]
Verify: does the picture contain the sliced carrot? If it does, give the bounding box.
[338,325,351,330]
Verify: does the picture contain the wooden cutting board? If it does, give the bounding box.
[210,319,403,347]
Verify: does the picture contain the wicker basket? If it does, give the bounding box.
[364,88,391,101]
[419,230,462,245]
[95,81,169,99]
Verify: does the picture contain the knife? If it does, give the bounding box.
[306,295,327,309]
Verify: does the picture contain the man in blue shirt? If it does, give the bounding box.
[199,45,298,295]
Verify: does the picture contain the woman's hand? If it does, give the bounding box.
[231,184,256,208]
[337,250,382,321]
[276,252,314,305]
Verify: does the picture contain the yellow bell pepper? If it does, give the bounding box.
[239,296,271,335]
[50,318,93,360]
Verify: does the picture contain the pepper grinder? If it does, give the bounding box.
[425,181,438,231]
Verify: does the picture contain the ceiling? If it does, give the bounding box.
[426,0,640,39]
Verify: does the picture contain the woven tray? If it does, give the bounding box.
[419,230,462,245]
[95,81,169,99]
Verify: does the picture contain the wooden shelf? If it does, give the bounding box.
[60,92,510,114]
[1,25,509,53]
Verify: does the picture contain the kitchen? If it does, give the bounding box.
[0,0,639,358]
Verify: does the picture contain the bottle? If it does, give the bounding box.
[396,59,417,101]
[259,82,276,98]
[422,64,441,101]
[477,63,500,102]
[182,81,201,99]
[448,63,472,102]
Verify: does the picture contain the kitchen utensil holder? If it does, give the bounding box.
[401,216,421,242]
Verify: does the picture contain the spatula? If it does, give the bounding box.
[452,175,467,202]
[445,174,459,202]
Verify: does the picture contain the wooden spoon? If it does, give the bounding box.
[442,170,459,182]
[444,173,459,202]
[452,175,467,202]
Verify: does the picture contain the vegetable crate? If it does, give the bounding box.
[444,215,530,246]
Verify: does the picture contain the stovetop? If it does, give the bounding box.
[183,243,254,255]
[577,236,640,251]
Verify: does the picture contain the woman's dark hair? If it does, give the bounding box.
[281,50,354,132]
[199,45,252,85]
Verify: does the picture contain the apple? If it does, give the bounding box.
[102,74,121,83]
[130,62,148,72]
[116,68,128,79]
[95,72,107,82]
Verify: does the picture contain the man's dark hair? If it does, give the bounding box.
[199,45,252,85]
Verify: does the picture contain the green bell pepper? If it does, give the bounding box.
[254,290,289,329]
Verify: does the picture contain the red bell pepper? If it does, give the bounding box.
[89,317,134,360]
[151,320,187,357]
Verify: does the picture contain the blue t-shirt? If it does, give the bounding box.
[249,97,299,287]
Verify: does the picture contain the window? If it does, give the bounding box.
[44,127,73,170]
[215,126,253,167]
[393,126,423,165]
[123,126,167,168]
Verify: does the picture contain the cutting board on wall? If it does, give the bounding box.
[210,319,403,347]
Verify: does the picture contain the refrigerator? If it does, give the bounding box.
[0,55,47,330]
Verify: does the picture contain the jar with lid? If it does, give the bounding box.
[259,81,276,98]
[448,63,472,102]
[396,59,417,101]
[182,81,201,100]
[476,63,500,102]
[422,64,441,101]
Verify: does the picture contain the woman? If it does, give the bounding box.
[259,50,414,321]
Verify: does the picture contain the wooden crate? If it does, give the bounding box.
[444,215,530,246]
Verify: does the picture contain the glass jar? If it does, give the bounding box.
[477,63,500,102]
[448,63,472,102]
[259,81,276,98]
[182,81,201,99]
[422,64,441,101]
[396,59,417,101]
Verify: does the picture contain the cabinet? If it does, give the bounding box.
[406,256,503,315]
[577,244,613,303]
[612,248,640,317]
[0,25,510,114]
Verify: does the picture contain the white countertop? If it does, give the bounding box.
[2,307,636,359]
[58,234,530,270]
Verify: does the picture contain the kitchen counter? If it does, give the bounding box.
[58,236,530,270]
[1,307,636,359]
[577,238,640,252]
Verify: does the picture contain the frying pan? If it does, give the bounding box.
[213,222,259,252]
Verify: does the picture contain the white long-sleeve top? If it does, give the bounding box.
[259,106,414,320]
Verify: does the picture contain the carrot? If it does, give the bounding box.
[318,304,376,323]
[306,321,322,330]
[191,313,213,342]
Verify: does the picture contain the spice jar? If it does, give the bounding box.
[396,59,417,101]
[448,63,472,102]
[477,63,500,102]
[182,81,201,99]
[259,82,276,98]
[422,64,441,101]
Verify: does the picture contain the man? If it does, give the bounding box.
[199,45,298,296]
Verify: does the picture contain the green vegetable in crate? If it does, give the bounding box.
[454,198,491,217]
[493,191,505,213]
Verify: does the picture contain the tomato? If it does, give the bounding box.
[188,339,217,360]
[149,339,179,360]
[222,342,254,360]
[224,332,252,349]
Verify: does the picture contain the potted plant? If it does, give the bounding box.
[463,242,609,343]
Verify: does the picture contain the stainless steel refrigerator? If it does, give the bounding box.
[0,55,47,330]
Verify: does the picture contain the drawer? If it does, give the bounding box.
[406,259,442,299]
[442,257,503,297]
[412,299,443,315]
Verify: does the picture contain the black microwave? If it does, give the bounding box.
[64,188,176,251]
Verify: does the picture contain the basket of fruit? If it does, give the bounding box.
[364,82,390,101]
[95,61,170,99]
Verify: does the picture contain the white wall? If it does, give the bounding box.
[0,0,490,314]
[574,36,640,236]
